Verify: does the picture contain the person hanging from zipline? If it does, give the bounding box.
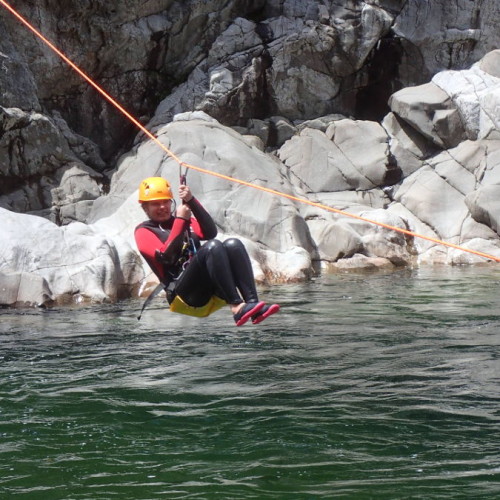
[134,176,280,325]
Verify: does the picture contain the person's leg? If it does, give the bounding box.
[176,240,243,306]
[175,239,265,325]
[222,238,259,302]
[222,238,280,324]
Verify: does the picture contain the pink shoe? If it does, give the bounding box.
[252,303,280,324]
[234,301,265,326]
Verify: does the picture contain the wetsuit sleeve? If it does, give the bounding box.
[186,197,217,239]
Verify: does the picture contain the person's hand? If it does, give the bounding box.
[179,184,193,203]
[176,203,192,220]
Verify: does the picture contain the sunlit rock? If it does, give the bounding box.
[2,0,500,305]
[382,112,437,178]
[466,185,500,235]
[278,119,397,193]
[0,271,53,308]
[0,208,143,305]
[388,82,466,149]
[329,254,396,272]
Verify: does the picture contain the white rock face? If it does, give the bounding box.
[432,62,500,141]
[0,271,53,308]
[0,208,143,306]
[3,49,500,306]
[466,185,500,234]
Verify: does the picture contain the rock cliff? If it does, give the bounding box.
[1,0,500,306]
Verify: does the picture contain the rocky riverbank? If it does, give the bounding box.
[1,1,500,306]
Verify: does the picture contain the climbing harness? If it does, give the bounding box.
[2,0,500,267]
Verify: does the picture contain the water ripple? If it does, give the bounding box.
[1,267,499,498]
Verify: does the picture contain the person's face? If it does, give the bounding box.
[142,199,173,222]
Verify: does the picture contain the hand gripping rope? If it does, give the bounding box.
[2,0,500,263]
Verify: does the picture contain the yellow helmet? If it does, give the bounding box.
[138,177,173,203]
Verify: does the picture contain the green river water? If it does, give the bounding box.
[1,266,499,499]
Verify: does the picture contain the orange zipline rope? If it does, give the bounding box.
[2,0,500,263]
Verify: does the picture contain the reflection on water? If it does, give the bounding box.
[1,266,499,499]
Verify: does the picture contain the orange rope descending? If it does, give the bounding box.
[2,0,500,263]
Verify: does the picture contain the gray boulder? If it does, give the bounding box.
[388,82,467,149]
[432,59,500,141]
[382,112,437,178]
[390,139,500,263]
[0,208,143,305]
[466,185,500,235]
[278,119,397,193]
[307,219,364,263]
[0,271,53,308]
[0,106,104,223]
[389,51,500,150]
